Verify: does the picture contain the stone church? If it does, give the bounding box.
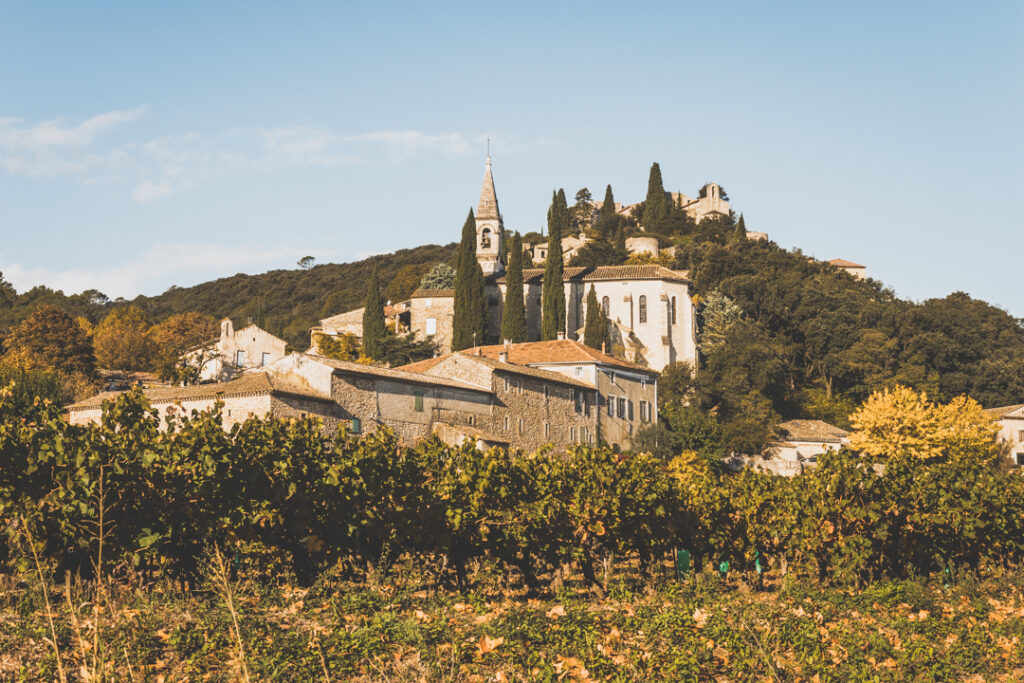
[317,157,698,372]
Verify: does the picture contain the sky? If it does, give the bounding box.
[1,1,1022,314]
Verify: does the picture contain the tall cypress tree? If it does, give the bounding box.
[734,213,747,241]
[541,190,567,340]
[583,284,609,351]
[362,267,387,360]
[452,209,486,350]
[642,162,668,234]
[595,184,619,238]
[500,232,528,343]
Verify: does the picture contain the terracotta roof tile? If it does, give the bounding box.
[410,288,454,298]
[460,340,655,374]
[301,354,490,393]
[67,372,331,411]
[828,258,865,268]
[583,265,690,282]
[984,404,1024,419]
[396,350,595,390]
[776,419,850,443]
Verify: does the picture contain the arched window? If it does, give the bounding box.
[480,228,491,249]
[638,295,647,323]
[601,296,610,315]
[671,296,677,324]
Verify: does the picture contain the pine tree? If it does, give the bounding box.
[583,285,609,351]
[541,190,567,340]
[641,162,669,234]
[452,209,486,350]
[362,267,387,360]
[501,232,528,343]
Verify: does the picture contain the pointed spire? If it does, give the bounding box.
[477,155,500,220]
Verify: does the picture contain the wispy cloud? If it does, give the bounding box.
[0,242,302,298]
[0,108,499,202]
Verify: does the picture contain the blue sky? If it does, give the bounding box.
[1,1,1021,314]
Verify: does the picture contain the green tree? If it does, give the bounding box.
[453,209,486,350]
[733,213,747,240]
[361,268,387,360]
[641,162,669,234]
[501,232,528,343]
[2,305,96,378]
[571,187,594,232]
[541,190,568,340]
[418,263,456,291]
[583,285,609,351]
[697,291,743,356]
[593,184,620,239]
[93,306,156,371]
[148,312,218,384]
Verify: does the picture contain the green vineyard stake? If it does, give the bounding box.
[675,549,691,581]
[754,550,763,575]
[718,560,729,577]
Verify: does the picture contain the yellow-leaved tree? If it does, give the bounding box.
[849,385,1000,463]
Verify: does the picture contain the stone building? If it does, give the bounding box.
[828,258,866,279]
[314,156,699,372]
[66,372,341,430]
[196,319,288,382]
[723,419,851,477]
[402,339,658,447]
[595,182,730,225]
[983,404,1024,466]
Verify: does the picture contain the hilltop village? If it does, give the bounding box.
[64,158,1024,470]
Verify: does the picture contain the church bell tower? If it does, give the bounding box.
[475,155,505,275]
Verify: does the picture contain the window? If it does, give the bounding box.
[1018,430,1024,442]
[518,418,524,434]
[414,391,424,412]
[607,396,614,416]
[639,295,647,323]
[628,400,634,421]
[425,318,437,335]
[235,350,246,366]
[610,372,616,384]
[505,416,510,431]
[640,400,651,423]
[469,415,475,426]
[617,397,627,418]
[351,418,361,434]
[504,377,510,392]
[1017,453,1024,466]
[261,352,271,366]
[569,427,575,441]
[574,390,584,414]
[545,423,550,437]
[575,366,582,377]
[544,385,549,400]
[481,228,492,249]
[601,296,610,315]
[671,296,677,324]
[641,379,647,390]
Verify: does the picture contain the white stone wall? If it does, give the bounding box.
[995,414,1024,466]
[408,295,455,353]
[200,322,288,382]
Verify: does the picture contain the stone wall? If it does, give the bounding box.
[409,295,455,354]
[489,368,598,453]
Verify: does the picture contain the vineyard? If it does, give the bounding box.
[2,385,1024,679]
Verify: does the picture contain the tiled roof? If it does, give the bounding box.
[410,288,454,298]
[300,354,491,393]
[828,258,865,268]
[984,404,1024,419]
[396,350,595,390]
[583,265,690,283]
[498,267,588,285]
[66,372,331,411]
[776,419,850,443]
[459,340,655,374]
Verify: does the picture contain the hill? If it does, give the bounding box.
[0,242,457,350]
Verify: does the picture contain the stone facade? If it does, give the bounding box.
[407,289,455,353]
[400,340,657,449]
[625,236,660,258]
[595,182,730,225]
[198,319,288,382]
[984,404,1024,467]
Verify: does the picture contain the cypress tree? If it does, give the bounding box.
[452,209,486,350]
[600,184,616,219]
[734,213,747,241]
[500,232,528,343]
[362,267,387,360]
[583,284,609,351]
[642,162,669,234]
[541,190,567,340]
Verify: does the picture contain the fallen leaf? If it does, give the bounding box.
[547,604,567,619]
[476,634,504,657]
[692,607,709,628]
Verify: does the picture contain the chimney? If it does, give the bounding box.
[601,341,606,353]
[557,331,565,340]
[499,351,508,363]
